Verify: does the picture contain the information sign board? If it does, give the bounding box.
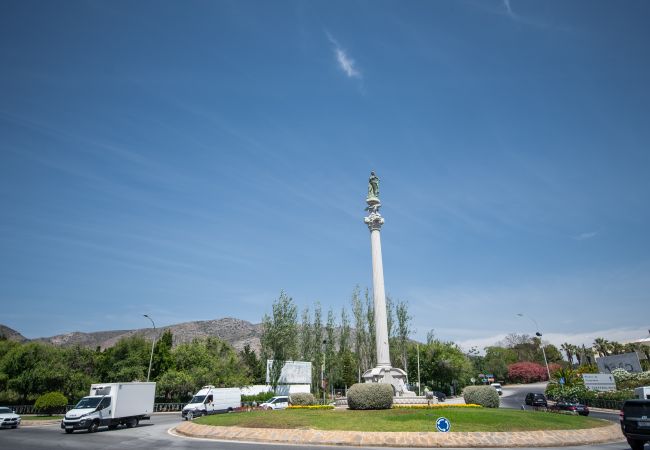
[582,373,616,392]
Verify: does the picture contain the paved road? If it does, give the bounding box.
[500,383,620,422]
[0,410,629,450]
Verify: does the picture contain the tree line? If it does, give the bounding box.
[3,288,645,405]
[259,288,475,396]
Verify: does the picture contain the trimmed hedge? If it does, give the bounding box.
[462,386,499,408]
[242,392,276,403]
[347,383,393,410]
[35,392,68,415]
[290,392,316,406]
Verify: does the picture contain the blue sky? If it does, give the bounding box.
[1,0,649,351]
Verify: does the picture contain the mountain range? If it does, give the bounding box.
[0,318,263,353]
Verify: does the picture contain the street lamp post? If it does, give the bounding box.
[321,339,327,405]
[517,313,551,381]
[144,314,156,382]
[417,343,421,396]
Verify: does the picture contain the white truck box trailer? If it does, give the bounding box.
[61,382,155,433]
[635,386,650,400]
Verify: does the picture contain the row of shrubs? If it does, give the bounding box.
[346,383,499,410]
[33,383,501,414]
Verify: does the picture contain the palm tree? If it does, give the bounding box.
[610,341,626,355]
[561,343,575,365]
[582,344,595,365]
[593,338,611,357]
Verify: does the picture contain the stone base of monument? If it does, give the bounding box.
[362,366,416,397]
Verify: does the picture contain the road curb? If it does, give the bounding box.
[173,421,625,448]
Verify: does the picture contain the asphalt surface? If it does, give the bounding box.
[499,382,620,422]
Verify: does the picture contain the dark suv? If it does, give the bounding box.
[620,399,650,450]
[525,393,548,407]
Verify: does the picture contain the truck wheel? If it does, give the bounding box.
[626,438,645,450]
[186,411,194,421]
[89,421,99,433]
[126,418,138,428]
[65,429,74,434]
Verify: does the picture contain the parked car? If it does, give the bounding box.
[0,407,21,429]
[259,396,289,410]
[490,383,503,396]
[552,401,589,416]
[525,393,548,407]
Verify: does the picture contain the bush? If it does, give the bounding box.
[347,383,393,410]
[241,391,276,403]
[611,369,650,390]
[35,392,68,415]
[507,362,547,383]
[290,392,316,406]
[576,364,599,374]
[462,386,499,408]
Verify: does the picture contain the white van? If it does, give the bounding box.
[182,386,240,420]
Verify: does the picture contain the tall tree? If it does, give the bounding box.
[395,299,412,373]
[325,308,336,392]
[351,286,370,372]
[240,344,264,383]
[560,343,575,365]
[299,307,312,361]
[338,307,357,387]
[365,288,376,367]
[152,329,174,380]
[312,301,324,394]
[261,290,298,390]
[593,338,611,357]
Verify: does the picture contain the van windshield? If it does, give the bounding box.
[75,397,102,409]
[190,395,206,404]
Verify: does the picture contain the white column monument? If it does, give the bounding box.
[362,172,414,396]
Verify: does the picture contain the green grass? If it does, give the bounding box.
[195,408,609,432]
[21,415,64,420]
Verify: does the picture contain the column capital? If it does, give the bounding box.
[364,212,384,231]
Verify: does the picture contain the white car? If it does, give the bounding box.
[259,396,289,410]
[0,407,21,429]
[490,383,503,396]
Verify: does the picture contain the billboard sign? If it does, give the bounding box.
[596,352,643,373]
[266,360,312,384]
[582,373,616,392]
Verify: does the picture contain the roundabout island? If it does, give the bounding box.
[173,407,625,448]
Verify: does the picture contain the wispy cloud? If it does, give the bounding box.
[574,231,598,240]
[326,32,362,79]
[502,0,515,18]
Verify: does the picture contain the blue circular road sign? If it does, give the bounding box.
[436,417,451,432]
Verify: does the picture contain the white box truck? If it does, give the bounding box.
[635,386,650,400]
[182,385,240,420]
[61,382,155,433]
